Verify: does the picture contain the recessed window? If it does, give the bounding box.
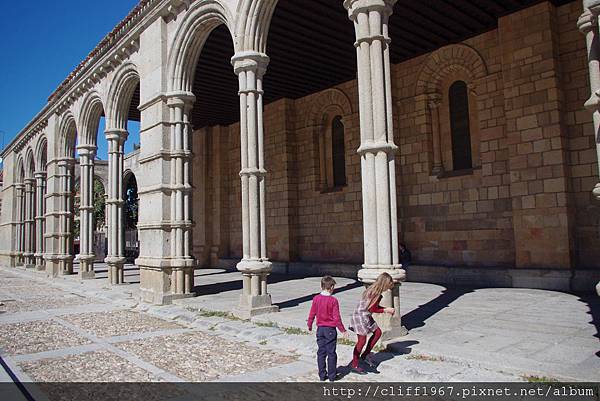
[449,80,473,170]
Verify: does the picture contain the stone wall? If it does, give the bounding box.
[190,1,599,272]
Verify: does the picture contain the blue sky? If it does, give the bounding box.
[0,0,140,160]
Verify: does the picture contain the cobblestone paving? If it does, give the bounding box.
[60,310,184,338]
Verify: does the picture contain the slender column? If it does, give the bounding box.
[579,4,600,199]
[231,52,278,318]
[34,171,46,270]
[165,92,196,296]
[345,0,406,338]
[14,183,25,266]
[23,178,36,268]
[428,94,444,176]
[57,159,74,274]
[104,129,127,284]
[77,145,96,279]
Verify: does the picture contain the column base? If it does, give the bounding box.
[138,263,196,305]
[233,295,279,319]
[59,258,74,275]
[35,256,45,271]
[45,259,60,278]
[79,257,95,280]
[235,259,277,319]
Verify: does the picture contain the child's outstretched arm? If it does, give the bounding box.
[307,297,317,331]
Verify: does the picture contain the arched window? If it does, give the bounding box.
[331,116,346,187]
[448,81,473,171]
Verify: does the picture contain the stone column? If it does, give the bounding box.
[165,92,196,296]
[579,4,600,199]
[427,94,444,176]
[77,145,96,279]
[34,171,46,270]
[57,158,74,274]
[23,178,36,268]
[14,183,25,266]
[231,52,278,318]
[345,0,406,338]
[105,129,127,284]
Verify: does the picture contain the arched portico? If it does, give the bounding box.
[34,137,48,270]
[50,112,77,276]
[77,91,104,279]
[104,63,140,284]
[12,156,25,267]
[23,148,36,268]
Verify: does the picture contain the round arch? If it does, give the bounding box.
[77,91,105,147]
[57,112,78,158]
[24,148,35,179]
[34,137,48,172]
[234,0,278,54]
[14,155,25,184]
[415,44,488,96]
[106,63,140,131]
[167,0,235,93]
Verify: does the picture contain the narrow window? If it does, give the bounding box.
[331,116,346,187]
[449,81,473,170]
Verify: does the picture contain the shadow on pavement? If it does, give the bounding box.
[402,288,473,331]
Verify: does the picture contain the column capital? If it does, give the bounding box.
[578,8,596,33]
[24,177,36,186]
[76,144,97,157]
[104,128,128,142]
[231,51,269,76]
[343,0,397,20]
[166,91,196,108]
[56,157,75,167]
[427,93,442,109]
[33,171,47,179]
[14,182,25,191]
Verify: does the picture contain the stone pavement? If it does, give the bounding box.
[0,264,598,393]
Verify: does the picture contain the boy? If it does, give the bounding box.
[307,276,348,382]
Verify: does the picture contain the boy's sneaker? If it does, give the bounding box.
[328,373,343,382]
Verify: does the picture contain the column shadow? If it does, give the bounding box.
[402,288,473,331]
[578,293,600,358]
[192,273,302,297]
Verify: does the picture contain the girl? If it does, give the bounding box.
[349,272,395,374]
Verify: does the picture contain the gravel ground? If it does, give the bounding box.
[0,320,92,355]
[116,331,298,381]
[18,349,162,382]
[60,310,184,338]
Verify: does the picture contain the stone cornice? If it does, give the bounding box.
[13,121,47,154]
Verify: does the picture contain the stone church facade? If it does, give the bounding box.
[1,0,599,324]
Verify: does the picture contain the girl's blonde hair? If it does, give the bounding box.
[363,272,394,307]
